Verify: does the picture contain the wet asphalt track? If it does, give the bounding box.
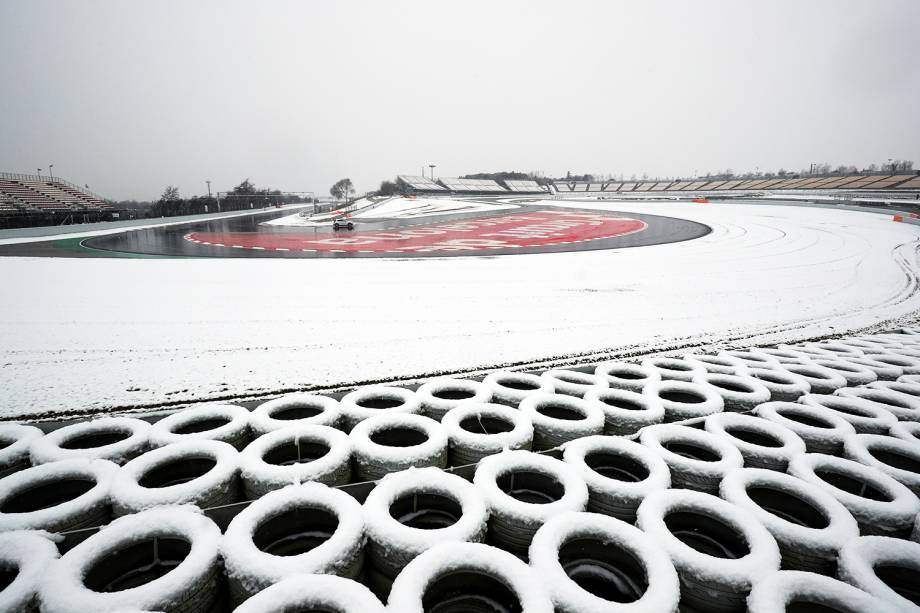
[0,201,711,258]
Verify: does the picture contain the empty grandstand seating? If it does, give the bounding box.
[503,180,545,193]
[0,173,110,213]
[396,175,447,192]
[439,178,507,192]
[895,176,920,190]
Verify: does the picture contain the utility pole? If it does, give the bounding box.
[206,180,212,198]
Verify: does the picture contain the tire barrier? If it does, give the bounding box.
[474,450,588,555]
[798,394,898,434]
[30,417,150,465]
[776,363,849,394]
[563,435,670,523]
[860,352,920,375]
[755,401,856,455]
[782,344,840,360]
[441,402,533,467]
[704,412,806,471]
[721,349,782,370]
[111,440,240,516]
[349,413,448,482]
[788,453,920,538]
[804,341,866,359]
[231,575,385,613]
[890,421,920,444]
[641,356,705,382]
[0,424,42,478]
[751,347,813,366]
[900,374,920,385]
[839,355,904,380]
[843,433,920,496]
[720,467,859,574]
[691,373,771,412]
[684,353,748,375]
[839,385,920,422]
[415,377,491,421]
[149,404,251,450]
[39,506,221,613]
[636,489,781,613]
[642,380,724,422]
[240,424,351,499]
[0,531,59,613]
[387,542,553,613]
[810,359,878,386]
[582,387,664,436]
[249,393,340,437]
[363,467,488,592]
[746,570,889,613]
[518,393,605,451]
[539,369,608,398]
[638,424,743,494]
[593,361,661,392]
[0,458,117,533]
[482,371,555,407]
[530,511,680,613]
[743,367,811,402]
[221,482,365,604]
[837,536,920,612]
[338,385,422,432]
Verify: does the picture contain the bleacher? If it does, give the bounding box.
[396,176,447,192]
[0,172,111,213]
[439,178,507,193]
[503,180,545,193]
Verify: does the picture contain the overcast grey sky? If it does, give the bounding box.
[2,1,918,200]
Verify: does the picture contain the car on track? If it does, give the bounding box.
[332,218,355,230]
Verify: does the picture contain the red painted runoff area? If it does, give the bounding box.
[186,210,647,254]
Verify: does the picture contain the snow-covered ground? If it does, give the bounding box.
[2,199,920,420]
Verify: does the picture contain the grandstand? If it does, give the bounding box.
[438,178,507,193]
[0,172,110,214]
[503,179,546,193]
[396,175,447,193]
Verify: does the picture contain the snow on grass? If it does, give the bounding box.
[3,199,920,419]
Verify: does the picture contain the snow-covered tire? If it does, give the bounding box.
[755,401,856,455]
[722,349,782,369]
[788,453,920,538]
[0,424,42,478]
[562,435,670,522]
[387,542,553,613]
[747,570,889,613]
[539,369,608,398]
[810,359,878,386]
[231,574,385,613]
[474,450,588,554]
[775,362,848,394]
[349,413,447,482]
[890,421,920,443]
[249,393,340,437]
[482,371,554,407]
[363,467,488,584]
[751,347,812,366]
[110,440,239,516]
[638,424,743,494]
[799,394,898,434]
[781,344,840,360]
[840,385,920,422]
[900,374,920,385]
[221,482,365,604]
[338,385,421,432]
[518,393,604,451]
[39,506,221,613]
[838,536,920,612]
[593,361,660,392]
[149,404,251,450]
[860,352,920,375]
[720,467,859,574]
[704,412,806,471]
[837,355,904,380]
[441,402,532,466]
[642,380,724,422]
[239,424,350,499]
[530,511,680,613]
[806,341,866,358]
[743,367,810,402]
[0,530,59,612]
[415,377,491,421]
[691,373,771,412]
[843,433,920,496]
[641,357,705,382]
[30,417,150,465]
[684,353,748,375]
[0,458,117,533]
[636,488,781,613]
[582,388,664,435]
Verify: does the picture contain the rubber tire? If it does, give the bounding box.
[837,536,920,612]
[539,369,608,398]
[416,377,492,421]
[30,417,151,465]
[798,393,898,434]
[642,380,724,423]
[743,367,811,402]
[230,575,385,613]
[583,387,665,435]
[441,402,533,467]
[0,531,59,613]
[684,353,748,375]
[349,413,448,482]
[704,412,806,471]
[776,362,849,394]
[518,393,605,451]
[755,401,856,455]
[641,357,706,382]
[841,384,920,422]
[692,373,771,412]
[482,371,555,407]
[249,393,341,437]
[638,424,743,494]
[843,433,920,496]
[0,423,43,478]
[149,404,252,450]
[593,361,661,393]
[339,385,423,432]
[747,570,890,613]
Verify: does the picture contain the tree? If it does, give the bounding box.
[160,185,180,201]
[232,179,256,195]
[377,180,399,196]
[330,178,354,201]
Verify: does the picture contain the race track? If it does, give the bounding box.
[1,198,919,419]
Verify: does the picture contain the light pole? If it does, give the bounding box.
[37,168,42,177]
[206,180,212,198]
[49,164,54,181]
[429,164,436,181]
